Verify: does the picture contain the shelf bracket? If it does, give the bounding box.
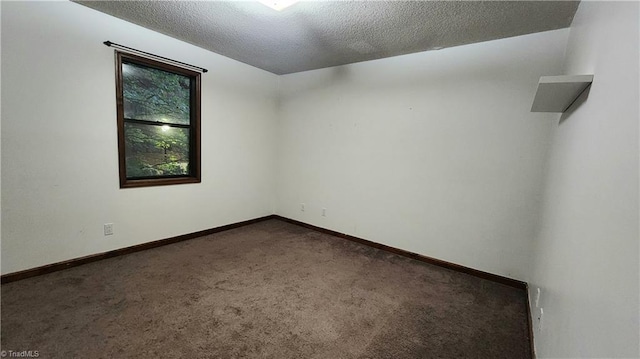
[531,75,594,113]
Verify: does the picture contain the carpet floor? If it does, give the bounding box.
[1,219,531,358]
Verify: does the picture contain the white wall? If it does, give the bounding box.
[530,2,640,358]
[276,29,569,280]
[0,2,3,270]
[0,1,279,274]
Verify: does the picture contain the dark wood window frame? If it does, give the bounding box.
[115,51,201,188]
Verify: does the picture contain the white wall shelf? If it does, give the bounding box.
[531,75,594,113]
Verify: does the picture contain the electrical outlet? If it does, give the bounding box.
[322,208,326,217]
[300,203,305,212]
[104,223,114,236]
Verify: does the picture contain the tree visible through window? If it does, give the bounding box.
[115,52,201,188]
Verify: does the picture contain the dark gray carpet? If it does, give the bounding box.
[1,219,531,358]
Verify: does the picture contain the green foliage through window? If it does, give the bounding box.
[123,62,191,124]
[116,52,201,187]
[124,123,190,177]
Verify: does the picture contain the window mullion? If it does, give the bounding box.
[123,118,191,129]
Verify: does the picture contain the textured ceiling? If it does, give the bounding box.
[76,1,579,75]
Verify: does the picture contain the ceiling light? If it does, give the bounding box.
[258,0,299,11]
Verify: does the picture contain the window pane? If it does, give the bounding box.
[124,122,190,178]
[122,62,191,125]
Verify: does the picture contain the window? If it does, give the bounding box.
[115,51,201,188]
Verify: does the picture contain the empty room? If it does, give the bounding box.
[1,1,638,358]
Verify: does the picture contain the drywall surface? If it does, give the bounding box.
[1,1,278,274]
[276,29,569,280]
[0,3,3,270]
[530,2,640,357]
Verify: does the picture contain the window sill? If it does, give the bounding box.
[120,176,201,189]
